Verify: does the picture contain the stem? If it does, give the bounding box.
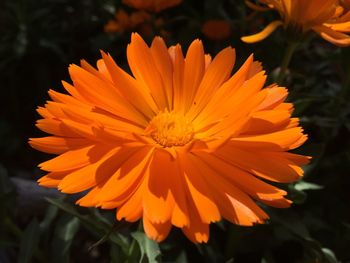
[276,41,299,85]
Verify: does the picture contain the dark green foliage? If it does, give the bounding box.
[0,0,349,262]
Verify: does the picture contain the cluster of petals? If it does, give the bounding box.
[242,0,350,46]
[122,0,182,13]
[30,33,309,243]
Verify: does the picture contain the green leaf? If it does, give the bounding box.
[321,248,338,263]
[131,231,161,263]
[47,197,130,255]
[110,243,127,263]
[288,184,307,204]
[270,210,310,239]
[175,251,188,263]
[18,218,40,263]
[45,197,82,219]
[51,215,80,263]
[40,204,59,232]
[294,181,323,191]
[0,164,15,217]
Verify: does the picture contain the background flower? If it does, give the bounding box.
[242,0,350,46]
[122,0,182,13]
[201,19,232,41]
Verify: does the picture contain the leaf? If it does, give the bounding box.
[270,210,310,239]
[51,215,80,263]
[0,164,15,217]
[40,204,59,232]
[294,181,323,191]
[47,198,130,254]
[175,251,188,263]
[18,218,40,263]
[110,243,127,263]
[288,184,307,204]
[321,248,338,263]
[131,231,161,263]
[46,197,82,220]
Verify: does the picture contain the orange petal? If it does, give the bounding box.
[39,144,108,172]
[143,216,172,242]
[58,147,121,193]
[181,198,209,243]
[313,25,350,47]
[179,153,221,224]
[101,51,158,119]
[195,152,291,208]
[29,136,90,154]
[169,45,185,113]
[69,64,147,126]
[187,47,236,120]
[216,144,304,183]
[143,149,174,223]
[127,33,168,110]
[231,127,306,151]
[97,147,153,202]
[181,39,205,113]
[190,154,270,225]
[255,87,288,111]
[35,119,78,137]
[37,171,69,188]
[241,20,283,43]
[150,37,174,109]
[242,110,291,134]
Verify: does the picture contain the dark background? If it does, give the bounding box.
[0,0,349,262]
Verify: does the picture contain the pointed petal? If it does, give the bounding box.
[29,136,90,154]
[313,25,350,47]
[143,149,174,223]
[143,216,172,242]
[241,21,283,43]
[127,33,168,110]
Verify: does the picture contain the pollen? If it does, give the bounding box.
[146,110,194,147]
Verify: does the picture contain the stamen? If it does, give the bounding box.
[146,110,194,147]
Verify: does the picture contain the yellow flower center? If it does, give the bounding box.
[146,110,194,147]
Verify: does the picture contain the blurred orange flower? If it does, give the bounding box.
[201,19,232,41]
[122,0,182,13]
[104,9,151,34]
[242,0,350,46]
[30,33,309,243]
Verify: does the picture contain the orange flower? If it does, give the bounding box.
[104,9,151,34]
[30,33,310,243]
[201,19,232,41]
[104,9,131,34]
[122,0,182,13]
[242,0,350,47]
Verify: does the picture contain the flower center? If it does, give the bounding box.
[146,110,194,147]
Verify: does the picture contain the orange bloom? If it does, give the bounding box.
[201,20,232,41]
[30,33,309,243]
[122,0,182,13]
[242,0,350,47]
[104,9,151,34]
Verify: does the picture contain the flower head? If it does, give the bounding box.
[242,0,350,46]
[201,19,232,41]
[30,33,309,243]
[104,9,151,35]
[122,0,182,13]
